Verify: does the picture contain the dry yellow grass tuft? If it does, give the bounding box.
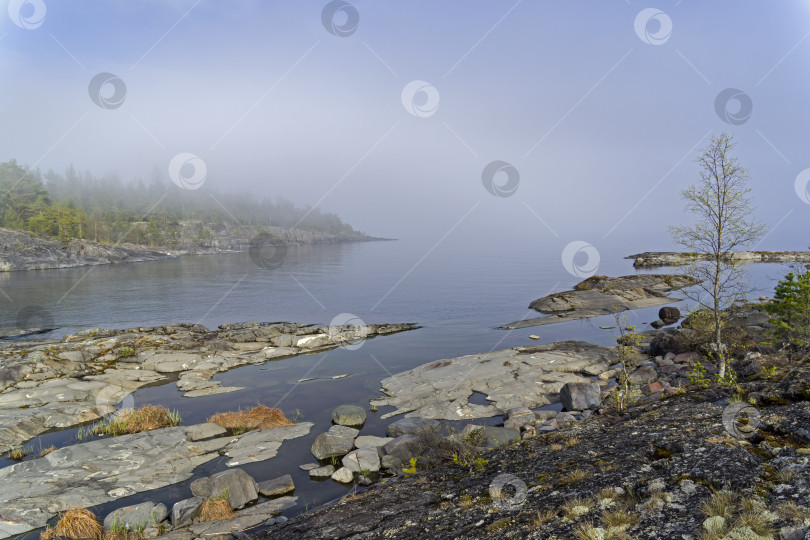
[41,508,103,540]
[39,446,56,458]
[601,508,639,529]
[207,405,294,434]
[702,489,735,519]
[85,405,180,437]
[199,497,235,522]
[530,508,557,528]
[559,468,590,485]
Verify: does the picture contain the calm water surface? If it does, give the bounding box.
[0,239,791,523]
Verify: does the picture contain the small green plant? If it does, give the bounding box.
[760,365,777,380]
[608,311,642,412]
[714,366,737,387]
[453,453,488,472]
[402,457,418,477]
[688,361,711,389]
[116,347,135,359]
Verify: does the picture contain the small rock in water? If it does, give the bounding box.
[331,466,354,483]
[299,462,320,471]
[309,465,335,478]
[257,474,294,497]
[528,335,540,340]
[331,404,367,427]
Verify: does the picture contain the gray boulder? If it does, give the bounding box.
[386,417,439,437]
[460,425,520,449]
[190,468,258,510]
[331,467,354,483]
[171,497,204,528]
[104,502,168,530]
[310,426,357,460]
[628,366,658,385]
[659,306,680,321]
[381,454,403,469]
[331,405,366,427]
[354,435,393,449]
[560,381,601,411]
[341,447,381,473]
[257,474,294,497]
[382,434,426,464]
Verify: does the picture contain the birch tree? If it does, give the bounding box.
[670,132,767,379]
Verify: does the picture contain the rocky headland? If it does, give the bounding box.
[500,274,698,329]
[0,226,385,272]
[628,251,810,268]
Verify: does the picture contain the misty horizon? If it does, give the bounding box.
[3,1,809,254]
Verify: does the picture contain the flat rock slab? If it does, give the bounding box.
[0,322,418,454]
[258,474,295,497]
[0,422,309,536]
[371,341,616,420]
[223,423,313,466]
[0,425,228,536]
[188,497,297,538]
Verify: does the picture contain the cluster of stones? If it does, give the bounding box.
[302,405,388,485]
[0,421,313,537]
[93,468,296,540]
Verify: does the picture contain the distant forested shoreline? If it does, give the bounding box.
[0,159,365,246]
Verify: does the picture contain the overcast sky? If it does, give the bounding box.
[2,0,809,254]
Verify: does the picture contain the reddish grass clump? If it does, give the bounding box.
[207,405,294,434]
[40,508,103,540]
[199,497,235,522]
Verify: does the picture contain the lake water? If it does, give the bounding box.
[0,239,793,522]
